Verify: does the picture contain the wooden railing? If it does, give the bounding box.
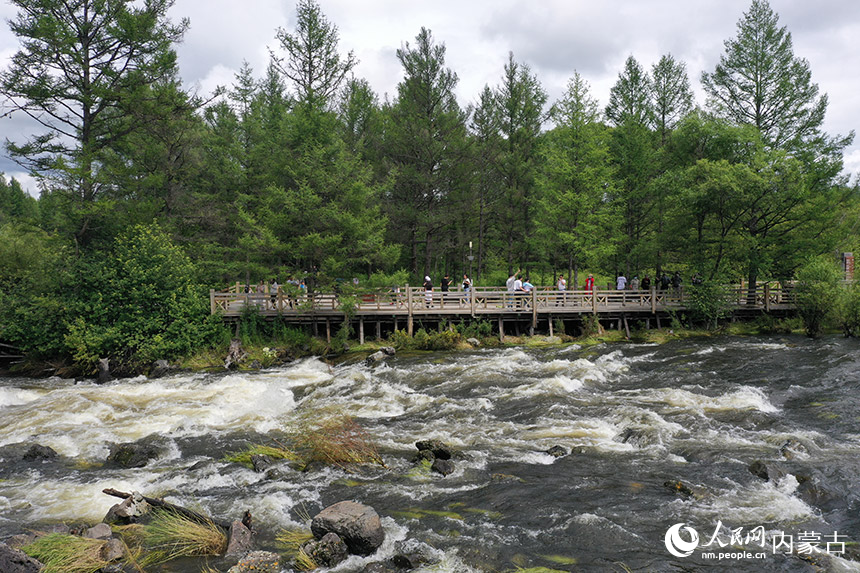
[211,283,796,318]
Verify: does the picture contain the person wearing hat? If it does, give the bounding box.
[585,274,595,292]
[423,275,433,308]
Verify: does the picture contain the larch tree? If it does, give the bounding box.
[270,0,357,111]
[701,0,852,155]
[605,55,653,128]
[0,0,188,248]
[494,52,547,273]
[536,72,616,288]
[385,27,469,277]
[651,54,695,145]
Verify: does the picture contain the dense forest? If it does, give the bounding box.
[0,0,857,371]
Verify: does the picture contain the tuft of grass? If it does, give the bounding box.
[141,509,227,563]
[22,533,110,573]
[275,528,314,553]
[290,414,385,470]
[223,443,298,468]
[295,548,319,571]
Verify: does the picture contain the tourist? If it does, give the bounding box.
[672,271,682,292]
[462,274,472,292]
[423,275,433,308]
[641,275,651,290]
[616,273,627,290]
[585,274,595,292]
[630,276,640,291]
[270,278,279,309]
[556,274,566,306]
[660,273,670,290]
[506,270,519,308]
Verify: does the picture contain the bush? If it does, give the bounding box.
[794,256,842,337]
[835,281,860,337]
[686,280,732,329]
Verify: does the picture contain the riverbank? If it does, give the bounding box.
[2,314,805,380]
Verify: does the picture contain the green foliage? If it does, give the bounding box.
[686,281,732,328]
[794,256,842,337]
[835,281,860,337]
[454,319,494,339]
[389,328,461,351]
[580,315,602,337]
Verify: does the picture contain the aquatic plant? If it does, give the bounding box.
[22,533,111,573]
[141,509,227,562]
[290,413,385,470]
[223,443,298,468]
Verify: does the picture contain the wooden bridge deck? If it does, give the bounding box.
[211,284,795,327]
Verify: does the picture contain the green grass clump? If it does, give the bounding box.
[291,414,385,470]
[223,443,298,468]
[22,533,111,573]
[141,509,227,563]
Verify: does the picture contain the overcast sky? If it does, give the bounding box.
[1,0,858,196]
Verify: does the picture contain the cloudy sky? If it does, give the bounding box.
[1,0,858,195]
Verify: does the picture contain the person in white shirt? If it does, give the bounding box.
[616,274,627,290]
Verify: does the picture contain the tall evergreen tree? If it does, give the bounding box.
[701,0,850,153]
[605,56,653,128]
[271,0,357,110]
[651,54,695,145]
[1,0,188,247]
[536,72,616,287]
[494,52,547,272]
[385,28,469,276]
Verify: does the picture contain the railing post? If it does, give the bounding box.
[531,288,537,332]
[764,283,771,312]
[592,288,597,314]
[210,289,216,314]
[470,285,476,317]
[650,285,656,314]
[407,285,414,336]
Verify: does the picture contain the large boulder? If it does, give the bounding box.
[0,542,43,573]
[22,444,58,462]
[311,501,385,556]
[106,437,166,468]
[415,439,452,460]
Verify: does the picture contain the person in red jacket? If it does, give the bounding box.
[585,274,595,291]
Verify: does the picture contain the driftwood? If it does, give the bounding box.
[102,488,233,531]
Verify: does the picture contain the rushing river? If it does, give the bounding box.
[2,336,860,572]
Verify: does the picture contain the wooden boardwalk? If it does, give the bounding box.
[211,284,795,341]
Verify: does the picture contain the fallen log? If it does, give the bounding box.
[102,488,233,531]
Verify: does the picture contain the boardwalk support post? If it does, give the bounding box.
[326,318,331,344]
[407,286,414,336]
[359,317,365,345]
[499,317,504,341]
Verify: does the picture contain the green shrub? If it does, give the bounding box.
[794,256,842,337]
[686,281,732,329]
[835,281,860,337]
